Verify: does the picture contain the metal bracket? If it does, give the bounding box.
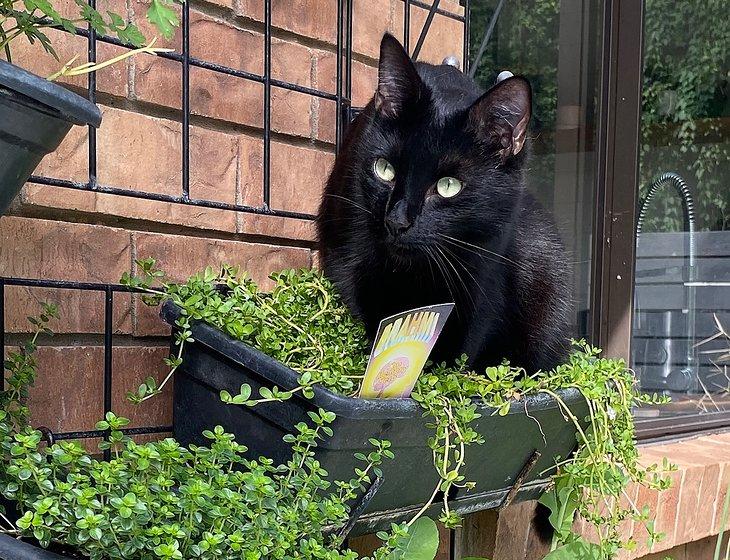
[336,474,384,541]
[499,449,541,510]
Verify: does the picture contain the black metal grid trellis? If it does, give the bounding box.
[1,0,470,450]
[24,0,467,220]
[0,277,174,462]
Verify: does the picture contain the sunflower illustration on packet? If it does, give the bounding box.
[359,303,454,399]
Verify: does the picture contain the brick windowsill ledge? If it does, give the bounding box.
[613,429,730,559]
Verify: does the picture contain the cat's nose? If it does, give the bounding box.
[385,200,412,237]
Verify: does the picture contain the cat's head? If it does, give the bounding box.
[322,33,532,263]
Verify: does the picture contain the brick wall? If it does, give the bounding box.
[1,0,464,434]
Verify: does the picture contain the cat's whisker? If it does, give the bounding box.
[426,246,459,314]
[437,235,507,269]
[323,193,373,215]
[438,243,486,299]
[438,233,531,273]
[436,245,477,311]
[437,233,520,266]
[424,248,437,286]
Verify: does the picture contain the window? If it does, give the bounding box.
[468,0,605,339]
[631,1,729,429]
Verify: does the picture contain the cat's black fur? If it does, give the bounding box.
[317,34,571,373]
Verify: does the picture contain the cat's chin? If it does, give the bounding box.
[384,242,427,268]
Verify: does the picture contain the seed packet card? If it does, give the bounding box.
[358,303,454,399]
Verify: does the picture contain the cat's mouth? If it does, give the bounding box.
[385,238,429,263]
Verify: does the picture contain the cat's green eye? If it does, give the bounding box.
[436,177,462,198]
[374,158,396,182]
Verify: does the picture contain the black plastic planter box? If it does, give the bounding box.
[163,302,590,534]
[0,533,72,559]
[0,60,102,216]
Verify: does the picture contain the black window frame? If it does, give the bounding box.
[589,0,730,439]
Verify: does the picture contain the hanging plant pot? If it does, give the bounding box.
[0,60,102,216]
[162,302,590,535]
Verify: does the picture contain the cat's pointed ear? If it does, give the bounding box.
[467,76,531,159]
[375,33,422,118]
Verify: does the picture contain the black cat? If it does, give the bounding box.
[317,33,571,373]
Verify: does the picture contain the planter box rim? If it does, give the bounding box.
[0,59,101,127]
[161,300,585,419]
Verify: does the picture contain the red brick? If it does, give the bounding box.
[311,249,320,269]
[35,125,89,183]
[705,432,730,445]
[0,216,134,337]
[237,0,464,58]
[131,0,182,49]
[189,125,240,204]
[3,285,132,335]
[131,231,312,335]
[272,87,315,139]
[136,11,292,132]
[25,346,105,433]
[235,0,339,43]
[350,62,379,107]
[632,480,661,557]
[24,131,311,238]
[112,346,173,428]
[270,0,338,45]
[401,0,464,17]
[7,25,128,98]
[238,134,265,208]
[132,10,314,138]
[676,466,706,544]
[132,52,181,107]
[270,38,317,138]
[96,106,238,206]
[0,216,131,283]
[270,142,334,215]
[695,463,721,541]
[136,7,309,81]
[95,41,131,98]
[132,231,312,286]
[668,438,730,467]
[271,38,314,87]
[315,98,338,145]
[352,0,395,60]
[715,463,730,534]
[96,106,180,194]
[14,345,171,435]
[190,13,262,73]
[237,212,317,243]
[615,482,640,557]
[642,544,687,560]
[654,469,683,549]
[190,66,264,126]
